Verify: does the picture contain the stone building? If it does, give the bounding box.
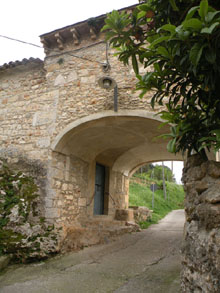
[0,5,183,250]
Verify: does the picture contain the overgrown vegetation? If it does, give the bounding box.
[0,160,58,262]
[103,0,220,160]
[129,173,184,228]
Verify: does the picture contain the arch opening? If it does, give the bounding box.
[50,111,184,244]
[128,161,185,228]
[52,111,183,172]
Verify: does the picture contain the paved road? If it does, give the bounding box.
[0,210,184,293]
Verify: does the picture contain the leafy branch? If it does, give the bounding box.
[103,0,220,159]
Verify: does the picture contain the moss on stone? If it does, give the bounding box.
[0,159,58,262]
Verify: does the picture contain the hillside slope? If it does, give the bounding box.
[129,177,185,228]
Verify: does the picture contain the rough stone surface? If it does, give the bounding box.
[0,256,10,271]
[0,10,183,253]
[129,205,152,223]
[0,210,184,293]
[0,160,59,261]
[115,209,134,222]
[181,155,220,292]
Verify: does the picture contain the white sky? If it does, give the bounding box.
[0,0,138,65]
[155,161,184,184]
[0,1,184,183]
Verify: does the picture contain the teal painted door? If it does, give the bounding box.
[94,164,105,215]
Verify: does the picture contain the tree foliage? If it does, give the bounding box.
[103,0,220,159]
[153,165,175,182]
[135,163,154,174]
[134,163,175,182]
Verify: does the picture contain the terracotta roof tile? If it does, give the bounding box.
[0,58,43,71]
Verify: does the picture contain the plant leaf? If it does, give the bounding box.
[149,36,171,47]
[185,6,199,20]
[137,11,147,20]
[183,18,203,31]
[157,46,170,58]
[189,43,205,66]
[205,11,220,23]
[169,0,178,11]
[201,22,219,34]
[199,0,208,20]
[160,24,176,33]
[138,4,152,12]
[154,63,162,74]
[167,138,177,153]
[132,54,139,75]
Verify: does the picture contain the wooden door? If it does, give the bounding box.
[94,163,105,215]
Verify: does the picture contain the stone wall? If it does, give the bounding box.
[1,49,152,224]
[0,59,51,162]
[182,155,220,292]
[0,159,58,261]
[0,17,181,252]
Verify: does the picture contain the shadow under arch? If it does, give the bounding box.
[51,109,183,177]
[49,110,186,249]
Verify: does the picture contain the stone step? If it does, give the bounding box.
[82,218,140,234]
[81,219,128,229]
[62,219,140,252]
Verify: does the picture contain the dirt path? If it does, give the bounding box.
[0,210,184,293]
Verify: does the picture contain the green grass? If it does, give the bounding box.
[129,179,185,229]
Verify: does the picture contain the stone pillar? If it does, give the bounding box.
[181,155,220,292]
[108,171,129,216]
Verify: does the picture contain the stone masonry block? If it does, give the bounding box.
[78,198,87,207]
[115,209,134,222]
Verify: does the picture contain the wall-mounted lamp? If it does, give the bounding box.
[98,76,116,90]
[98,76,118,112]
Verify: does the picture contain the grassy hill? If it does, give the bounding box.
[129,175,185,228]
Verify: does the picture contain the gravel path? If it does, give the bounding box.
[0,209,185,293]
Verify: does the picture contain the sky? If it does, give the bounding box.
[0,0,184,183]
[155,161,184,184]
[0,0,138,65]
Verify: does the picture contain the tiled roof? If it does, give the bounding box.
[40,4,137,54]
[0,58,43,71]
[0,4,137,70]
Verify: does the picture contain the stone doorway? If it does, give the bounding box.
[94,163,105,215]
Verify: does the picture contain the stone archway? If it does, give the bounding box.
[50,110,183,249]
[52,110,182,171]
